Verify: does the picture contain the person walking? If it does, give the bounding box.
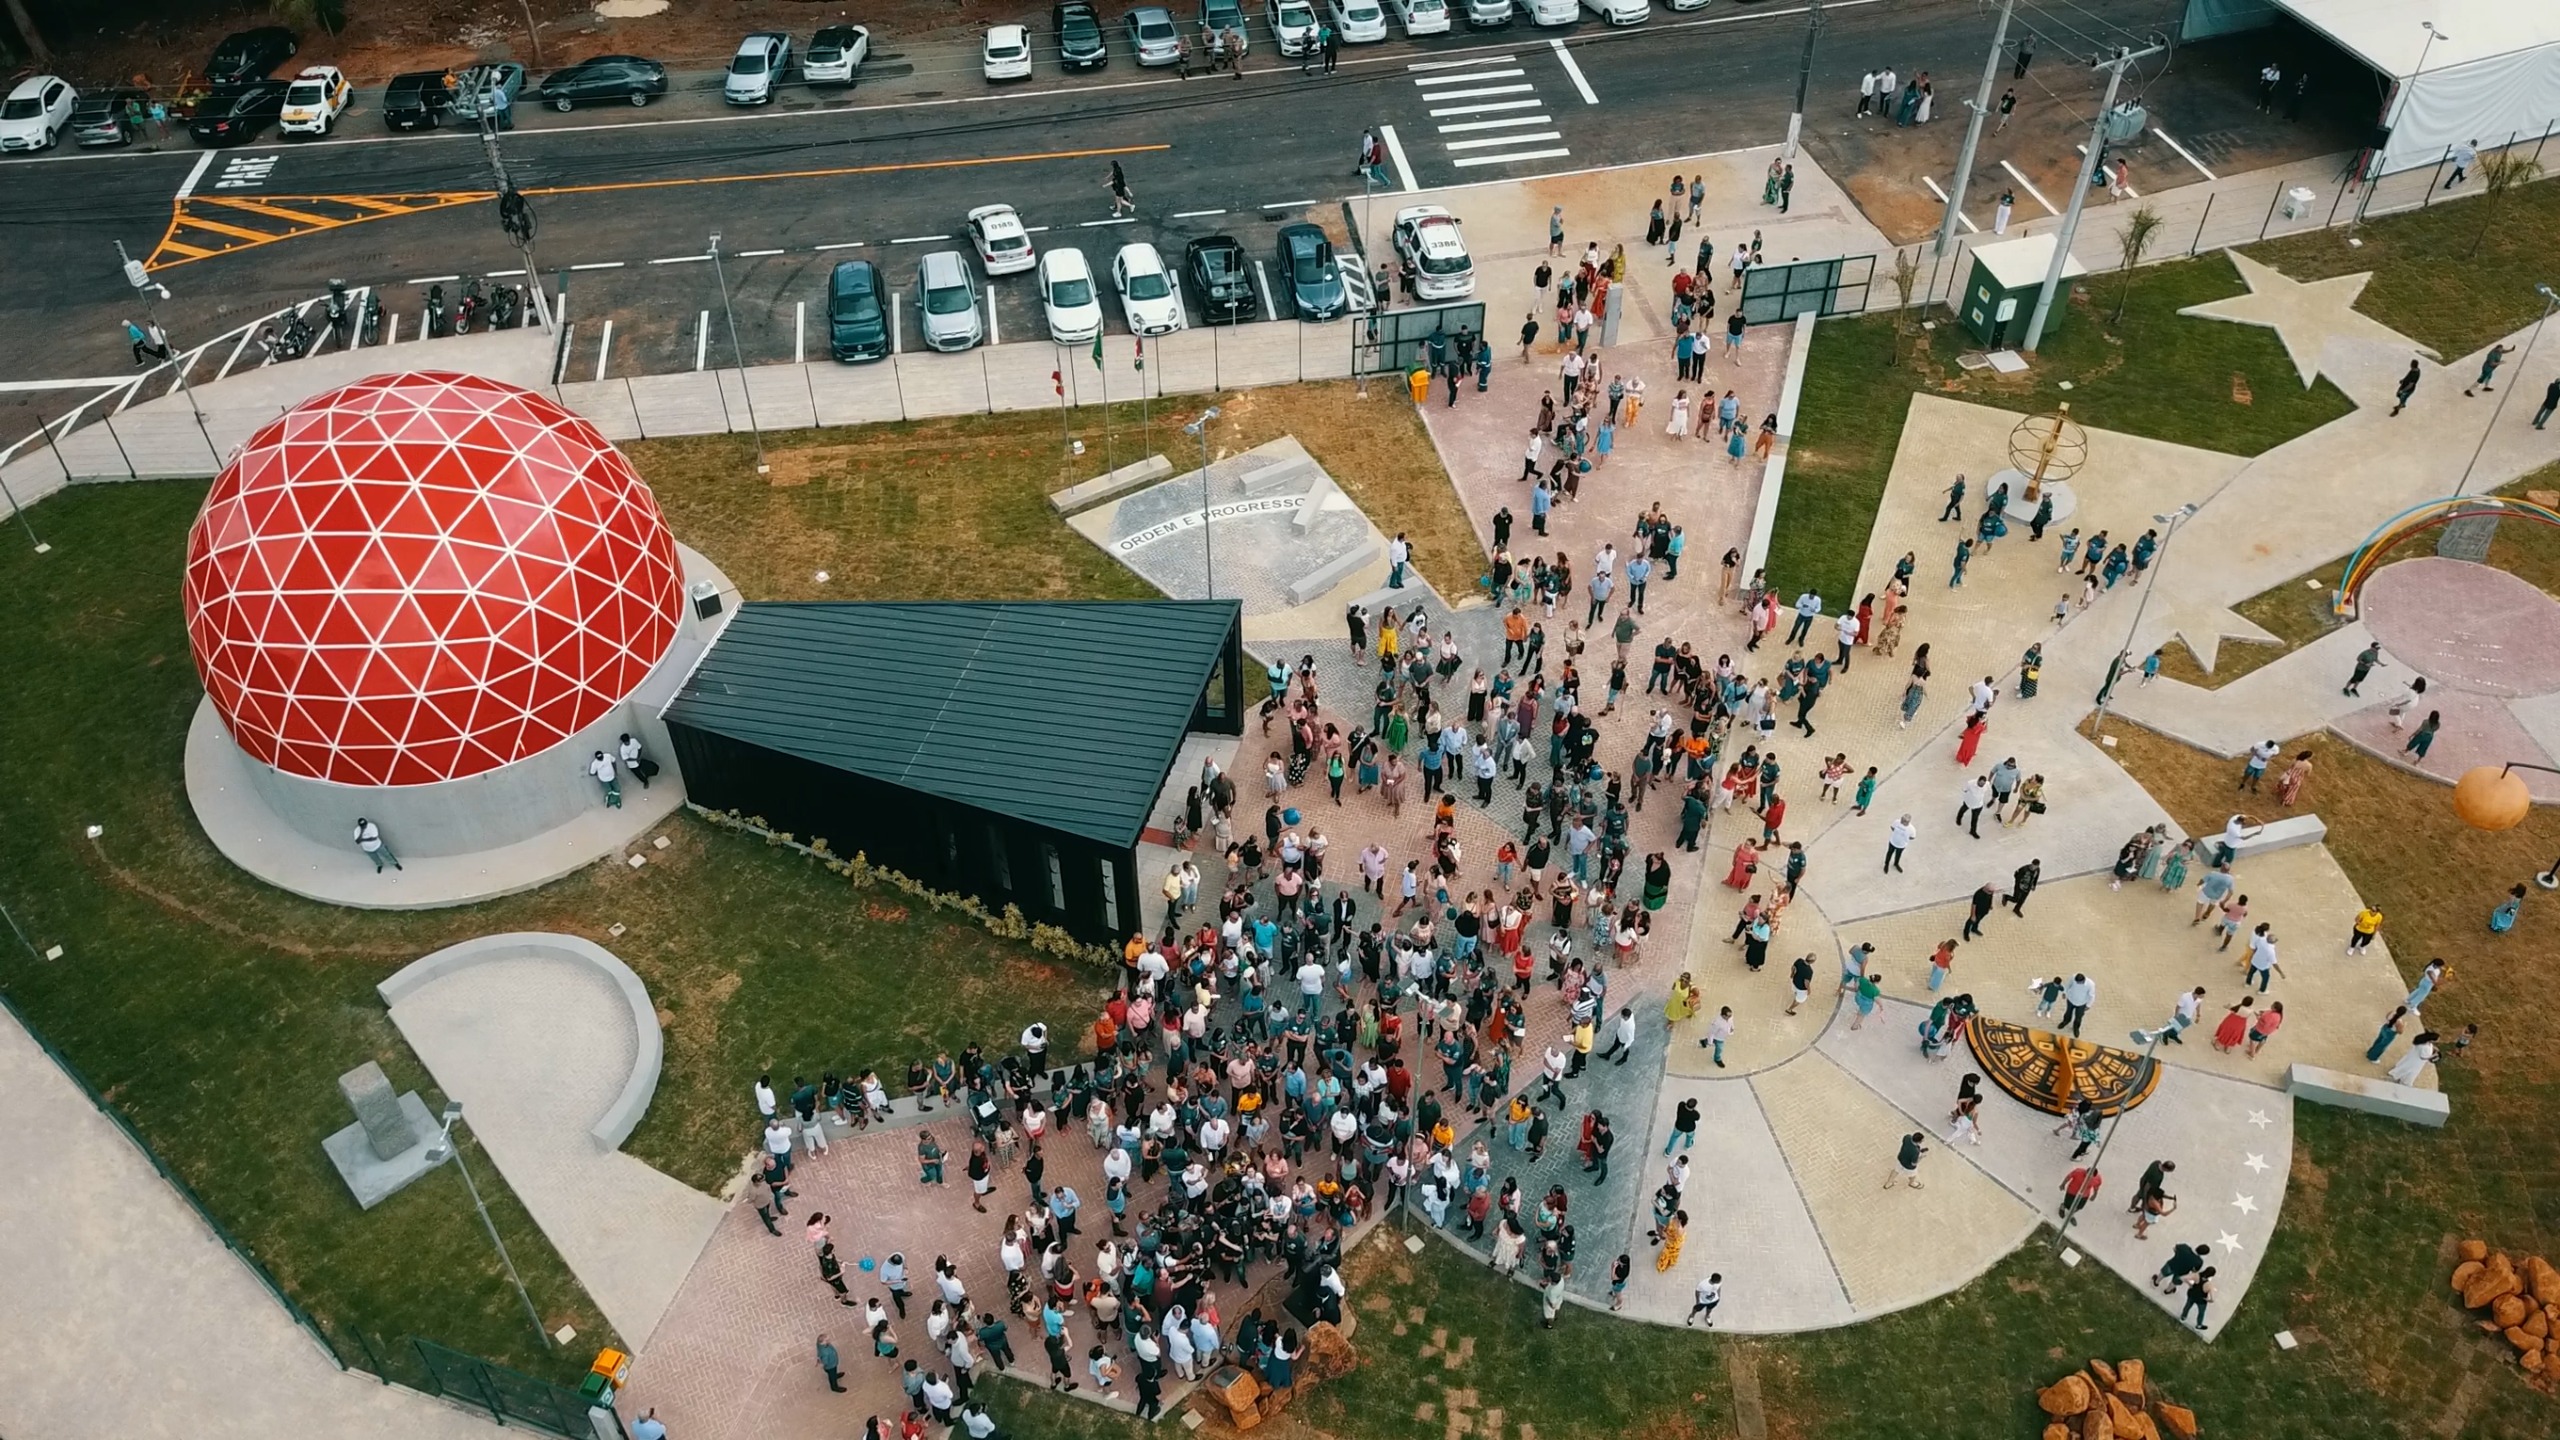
[2445,138,2477,188]
[1883,1131,1928,1189]
[1884,814,1915,872]
[2180,1267,2218,1331]
[2402,710,2442,761]
[2344,641,2386,696]
[2390,359,2421,415]
[1107,161,1136,216]
[2535,376,2560,429]
[817,1334,846,1392]
[2058,1164,2102,1220]
[2468,343,2511,396]
[2008,858,2041,916]
[2060,972,2096,1037]
[1685,1271,1723,1326]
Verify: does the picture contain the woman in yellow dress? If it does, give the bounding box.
[1655,1209,1688,1271]
[1665,972,1700,1023]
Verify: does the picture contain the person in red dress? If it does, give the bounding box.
[1954,710,1988,766]
[1723,838,1761,889]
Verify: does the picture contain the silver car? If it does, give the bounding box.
[1126,6,1183,65]
[916,251,984,351]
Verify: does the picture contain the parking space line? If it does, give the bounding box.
[1921,176,1979,233]
[736,248,785,257]
[889,233,950,244]
[795,302,806,365]
[892,294,904,354]
[1252,259,1276,320]
[1439,115,1557,133]
[814,241,866,251]
[695,312,708,372]
[174,150,216,201]
[597,319,614,382]
[651,254,710,265]
[1022,225,1052,233]
[2151,126,2218,182]
[1422,82,1535,101]
[1411,53,1515,70]
[406,274,460,286]
[572,261,626,271]
[1452,148,1571,168]
[1173,208,1227,219]
[1550,39,1599,105]
[1080,217,1135,227]
[985,287,1000,347]
[1431,97,1544,116]
[1445,131,1563,151]
[1414,68,1527,84]
[490,268,526,278]
[1380,124,1417,192]
[385,312,400,346]
[2000,160,2060,216]
[1259,200,1317,210]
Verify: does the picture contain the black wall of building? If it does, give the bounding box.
[665,726,1140,946]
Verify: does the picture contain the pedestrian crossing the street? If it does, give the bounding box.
[1409,55,1570,170]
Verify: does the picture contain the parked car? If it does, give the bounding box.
[724,32,793,105]
[204,26,298,86]
[1201,0,1246,37]
[1276,223,1346,320]
[450,62,526,122]
[537,55,669,110]
[278,65,349,136]
[68,87,146,147]
[1392,0,1453,34]
[0,75,75,153]
[1038,247,1104,343]
[1525,0,1578,24]
[1325,0,1390,42]
[827,260,890,362]
[1126,7,1184,65]
[983,24,1035,81]
[1184,235,1258,324]
[1114,242,1185,336]
[1054,1,1110,70]
[916,251,985,351]
[1392,205,1475,300]
[382,70,456,129]
[187,80,290,146]
[966,204,1038,275]
[804,26,872,85]
[1580,0,1648,24]
[1465,0,1515,25]
[1267,0,1320,53]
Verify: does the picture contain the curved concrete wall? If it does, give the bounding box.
[378,932,664,1152]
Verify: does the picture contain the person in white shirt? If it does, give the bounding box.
[353,817,402,871]
[1686,1272,1723,1325]
[1885,814,1916,872]
[617,732,651,787]
[587,749,622,808]
[754,1074,777,1118]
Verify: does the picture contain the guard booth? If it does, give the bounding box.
[1354,301,1487,376]
[1958,235,2089,349]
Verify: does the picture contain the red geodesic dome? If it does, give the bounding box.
[183,371,683,788]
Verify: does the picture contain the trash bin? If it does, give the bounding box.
[2282,186,2316,221]
[1407,368,1430,404]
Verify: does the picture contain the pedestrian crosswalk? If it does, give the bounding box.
[1409,55,1570,170]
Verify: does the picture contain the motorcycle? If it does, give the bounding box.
[359,289,383,346]
[489,282,520,330]
[453,275,485,335]
[323,278,351,346]
[425,283,447,338]
[275,311,315,361]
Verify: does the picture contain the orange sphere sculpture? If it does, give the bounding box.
[2452,765,2533,832]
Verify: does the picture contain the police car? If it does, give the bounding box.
[1391,205,1475,301]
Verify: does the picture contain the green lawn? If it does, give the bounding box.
[1771,249,2357,604]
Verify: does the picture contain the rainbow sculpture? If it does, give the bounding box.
[2331,495,2560,617]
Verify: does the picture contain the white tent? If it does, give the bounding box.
[2187,0,2560,174]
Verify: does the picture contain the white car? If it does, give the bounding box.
[982,24,1035,81]
[1113,242,1185,337]
[1266,0,1320,54]
[1663,0,1708,9]
[1580,0,1647,23]
[1526,0,1577,25]
[1465,0,1515,24]
[803,25,872,84]
[966,204,1038,276]
[1038,248,1104,344]
[0,75,76,153]
[278,65,349,136]
[724,32,793,105]
[1392,0,1453,35]
[1326,0,1390,42]
[1392,205,1475,300]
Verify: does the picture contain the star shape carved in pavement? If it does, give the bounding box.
[2217,1230,2245,1252]
[2179,250,2436,389]
[2231,1193,2260,1216]
[2243,1153,2270,1174]
[2245,1109,2272,1128]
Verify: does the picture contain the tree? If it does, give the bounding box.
[1887,246,1921,366]
[2111,203,2163,326]
[270,0,351,37]
[2470,151,2544,258]
[1,0,49,65]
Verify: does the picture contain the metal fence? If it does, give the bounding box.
[1353,301,1490,377]
[1742,253,1876,325]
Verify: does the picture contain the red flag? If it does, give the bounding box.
[1051,368,1063,397]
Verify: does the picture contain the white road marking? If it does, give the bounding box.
[1421,82,1535,101]
[813,240,866,251]
[1550,38,1599,105]
[736,248,786,257]
[2000,160,2060,216]
[1439,115,1556,133]
[385,312,400,347]
[1919,175,1978,232]
[2151,126,2218,181]
[1252,258,1276,319]
[1452,148,1571,168]
[695,311,709,371]
[571,261,626,271]
[1079,216,1136,227]
[489,267,526,277]
[650,253,711,265]
[891,293,904,354]
[1445,131,1563,151]
[1259,199,1318,210]
[1414,68,1528,85]
[1022,225,1052,233]
[0,377,133,393]
[1431,97,1544,116]
[795,300,806,364]
[405,274,460,286]
[889,233,951,244]
[1411,53,1515,69]
[173,150,214,200]
[597,318,615,381]
[1380,123,1417,192]
[984,285,1000,346]
[1172,208,1227,218]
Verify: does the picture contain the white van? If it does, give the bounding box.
[1579,0,1647,23]
[1526,0,1577,26]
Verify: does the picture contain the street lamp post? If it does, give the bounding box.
[116,241,222,474]
[2437,283,2557,560]
[709,234,769,476]
[1184,406,1222,600]
[2054,1027,2163,1256]
[2358,22,2448,226]
[2089,502,2199,737]
[424,1103,550,1348]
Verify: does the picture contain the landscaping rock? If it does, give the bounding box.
[2039,1375,2093,1416]
[2114,1358,2146,1396]
[2460,1239,2489,1262]
[2525,1348,2546,1374]
[2527,1309,2550,1339]
[2079,1402,2115,1440]
[2505,1326,2536,1353]
[2453,1259,2486,1292]
[2154,1402,2198,1438]
[2494,1294,2531,1328]
[1300,1321,1358,1381]
[2089,1358,2118,1388]
[2044,1426,2073,1440]
[2105,1392,2141,1433]
[2529,1256,2560,1305]
[2463,1254,2520,1309]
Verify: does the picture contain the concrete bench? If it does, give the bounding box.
[2286,1063,2448,1128]
[1286,540,1382,607]
[1047,453,1172,514]
[1239,455,1318,497]
[2220,814,2326,861]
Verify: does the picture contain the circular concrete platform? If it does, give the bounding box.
[2362,556,2560,698]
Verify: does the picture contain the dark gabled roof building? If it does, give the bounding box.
[664,599,1243,944]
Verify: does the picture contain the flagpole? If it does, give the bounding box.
[1137,337,1150,466]
[1054,351,1072,457]
[1095,334,1114,481]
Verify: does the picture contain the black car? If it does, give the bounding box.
[1185,235,1258,324]
[69,88,146,147]
[1054,1,1109,70]
[381,71,455,130]
[828,260,890,363]
[1276,223,1346,320]
[188,81,291,146]
[537,55,669,111]
[205,26,298,86]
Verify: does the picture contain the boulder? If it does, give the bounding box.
[2453,1260,2486,1292]
[2105,1392,2142,1433]
[2039,1375,2094,1416]
[2528,1310,2550,1339]
[2529,1255,2560,1305]
[2505,1326,2537,1353]
[2079,1402,2115,1440]
[2114,1358,2146,1396]
[2089,1358,2118,1388]
[1300,1321,1358,1381]
[2463,1254,2520,1309]
[2494,1295,2531,1329]
[2524,1348,2546,1374]
[2154,1402,2199,1439]
[2460,1239,2489,1262]
[2045,1426,2074,1440]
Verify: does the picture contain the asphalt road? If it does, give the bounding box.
[0,0,2191,411]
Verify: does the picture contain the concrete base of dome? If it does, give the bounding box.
[187,696,692,909]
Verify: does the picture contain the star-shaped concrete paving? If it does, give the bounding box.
[2217,1230,2245,1252]
[2230,1193,2260,1216]
[2180,250,2437,388]
[2245,1109,2271,1128]
[2242,1153,2270,1174]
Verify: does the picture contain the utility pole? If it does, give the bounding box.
[477,109,554,333]
[116,240,221,473]
[2021,42,2162,353]
[1936,0,2017,257]
[709,234,769,476]
[1785,1,1825,161]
